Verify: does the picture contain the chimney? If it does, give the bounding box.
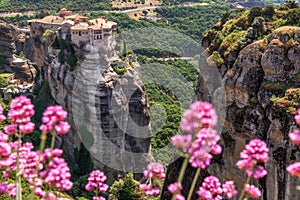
[105,18,108,23]
[96,19,98,24]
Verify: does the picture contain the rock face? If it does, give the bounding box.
[39,35,151,182]
[162,26,300,200]
[0,21,20,58]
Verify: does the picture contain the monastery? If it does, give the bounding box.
[28,8,117,45]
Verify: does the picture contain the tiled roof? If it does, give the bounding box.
[65,14,88,19]
[70,23,89,30]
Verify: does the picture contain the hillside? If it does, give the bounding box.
[0,0,111,12]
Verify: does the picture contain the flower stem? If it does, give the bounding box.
[187,167,201,200]
[171,156,189,200]
[16,133,22,200]
[238,175,251,200]
[50,131,57,149]
[39,132,47,152]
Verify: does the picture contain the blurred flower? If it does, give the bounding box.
[246,165,267,179]
[168,182,182,194]
[171,134,192,148]
[4,124,18,135]
[196,176,222,200]
[143,162,165,179]
[236,139,269,171]
[8,96,34,125]
[286,162,300,178]
[188,128,221,169]
[245,184,261,199]
[180,101,217,133]
[0,104,6,122]
[222,181,237,198]
[39,105,70,134]
[288,130,300,145]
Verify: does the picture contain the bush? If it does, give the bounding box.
[109,173,146,200]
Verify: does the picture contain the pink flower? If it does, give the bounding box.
[85,170,109,194]
[222,181,237,198]
[171,134,192,148]
[288,130,300,145]
[143,162,165,179]
[180,101,217,133]
[4,124,18,135]
[211,144,222,155]
[294,109,300,125]
[286,162,300,178]
[39,105,70,134]
[0,182,7,194]
[0,142,11,157]
[145,187,160,196]
[55,121,70,134]
[236,139,269,171]
[245,184,261,199]
[0,131,8,142]
[19,122,35,134]
[0,104,6,122]
[8,96,34,124]
[174,194,185,200]
[196,176,222,200]
[168,182,182,194]
[188,128,221,169]
[141,184,160,196]
[246,165,267,179]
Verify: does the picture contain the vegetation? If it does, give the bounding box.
[0,0,112,12]
[109,173,146,200]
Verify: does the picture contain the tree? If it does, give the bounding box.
[263,5,275,20]
[248,6,263,24]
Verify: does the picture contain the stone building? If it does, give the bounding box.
[28,8,117,45]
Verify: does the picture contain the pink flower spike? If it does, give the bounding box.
[288,130,300,145]
[0,182,8,194]
[175,194,185,200]
[180,101,218,133]
[286,162,300,178]
[144,162,165,179]
[4,124,18,135]
[85,170,108,193]
[211,144,222,155]
[171,134,192,148]
[168,182,182,194]
[222,181,237,198]
[55,121,71,134]
[0,104,6,122]
[245,184,261,199]
[19,122,35,134]
[246,166,267,179]
[8,96,34,124]
[197,176,222,200]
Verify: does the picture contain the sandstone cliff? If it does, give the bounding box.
[16,29,152,182]
[162,24,300,200]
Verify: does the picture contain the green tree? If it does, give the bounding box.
[263,5,275,20]
[248,6,263,24]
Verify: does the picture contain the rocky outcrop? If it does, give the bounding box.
[0,21,20,58]
[162,26,300,200]
[43,36,151,183]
